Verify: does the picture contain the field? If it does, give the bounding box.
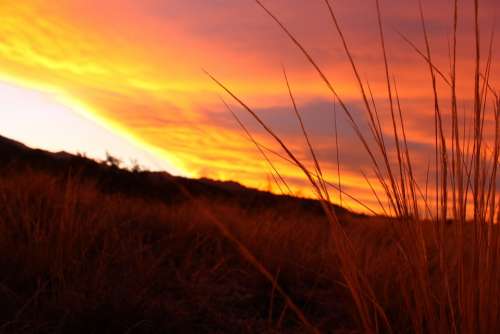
[0,135,496,333]
[0,136,371,333]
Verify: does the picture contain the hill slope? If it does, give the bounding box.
[0,134,381,333]
[0,134,351,218]
[1,134,485,333]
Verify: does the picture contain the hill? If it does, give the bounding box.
[1,134,494,333]
[0,134,351,218]
[0,134,380,333]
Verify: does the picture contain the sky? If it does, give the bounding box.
[0,0,498,213]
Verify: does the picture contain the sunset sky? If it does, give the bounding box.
[0,0,498,212]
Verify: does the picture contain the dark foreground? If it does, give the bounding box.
[0,135,477,333]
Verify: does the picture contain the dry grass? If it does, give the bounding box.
[207,0,500,332]
[0,168,330,333]
[0,163,486,333]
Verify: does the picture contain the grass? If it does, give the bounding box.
[208,0,500,332]
[0,164,408,333]
[2,164,492,333]
[0,167,323,333]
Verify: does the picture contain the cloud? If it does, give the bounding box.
[0,0,498,213]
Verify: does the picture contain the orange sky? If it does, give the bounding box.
[0,0,498,213]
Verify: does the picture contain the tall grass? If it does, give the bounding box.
[0,166,420,333]
[209,0,500,332]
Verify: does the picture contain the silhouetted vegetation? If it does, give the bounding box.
[0,135,367,333]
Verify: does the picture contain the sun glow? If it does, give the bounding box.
[0,79,186,175]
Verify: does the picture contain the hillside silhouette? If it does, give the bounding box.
[0,132,497,334]
[0,134,351,219]
[0,134,376,333]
